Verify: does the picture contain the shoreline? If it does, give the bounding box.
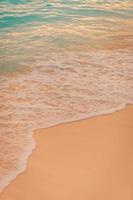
[0,105,133,200]
[0,104,130,193]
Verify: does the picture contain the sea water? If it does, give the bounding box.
[0,0,133,192]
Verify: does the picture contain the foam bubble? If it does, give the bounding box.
[0,49,133,192]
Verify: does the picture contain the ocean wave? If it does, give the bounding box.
[0,49,133,192]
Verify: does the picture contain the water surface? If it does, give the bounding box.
[0,0,133,192]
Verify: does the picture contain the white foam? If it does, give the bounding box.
[0,49,133,192]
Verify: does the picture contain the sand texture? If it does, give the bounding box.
[0,106,133,200]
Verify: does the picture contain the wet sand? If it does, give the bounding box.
[0,106,133,200]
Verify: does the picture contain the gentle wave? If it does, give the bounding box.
[0,49,133,191]
[0,0,132,29]
[0,0,133,193]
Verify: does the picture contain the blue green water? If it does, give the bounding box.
[0,0,133,72]
[0,0,132,29]
[0,0,133,192]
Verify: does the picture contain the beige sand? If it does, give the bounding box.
[0,106,133,200]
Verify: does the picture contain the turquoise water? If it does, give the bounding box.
[0,0,133,192]
[0,0,132,29]
[0,0,133,72]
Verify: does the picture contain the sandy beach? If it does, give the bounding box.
[0,106,133,200]
[0,0,133,199]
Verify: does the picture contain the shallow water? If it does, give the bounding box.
[0,0,133,192]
